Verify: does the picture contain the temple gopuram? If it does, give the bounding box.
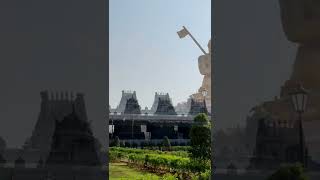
[0,91,107,180]
[109,91,210,146]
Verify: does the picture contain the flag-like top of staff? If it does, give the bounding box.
[177,26,207,55]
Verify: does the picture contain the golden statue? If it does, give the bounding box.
[192,39,211,111]
[177,27,212,112]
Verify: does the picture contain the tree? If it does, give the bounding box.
[267,164,309,180]
[162,136,171,151]
[189,113,211,161]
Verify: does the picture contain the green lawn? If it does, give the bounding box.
[109,162,160,180]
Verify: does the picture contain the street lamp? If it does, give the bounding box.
[289,83,308,167]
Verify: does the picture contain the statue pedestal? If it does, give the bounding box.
[247,45,320,167]
[191,92,211,114]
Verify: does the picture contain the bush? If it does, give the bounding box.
[162,173,179,180]
[267,163,309,180]
[171,146,191,151]
[189,113,211,161]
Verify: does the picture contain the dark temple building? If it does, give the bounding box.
[188,99,208,116]
[124,96,141,115]
[24,90,88,159]
[150,93,171,114]
[154,97,177,115]
[109,91,209,145]
[0,91,107,180]
[248,117,307,170]
[46,106,101,167]
[116,90,138,113]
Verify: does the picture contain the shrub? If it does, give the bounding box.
[267,163,309,180]
[189,113,211,161]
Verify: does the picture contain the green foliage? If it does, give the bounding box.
[193,113,209,124]
[267,163,309,180]
[189,113,211,161]
[109,147,210,174]
[188,159,209,173]
[170,146,191,151]
[162,173,179,180]
[162,136,171,151]
[190,170,211,180]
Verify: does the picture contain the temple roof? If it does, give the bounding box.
[124,97,141,114]
[116,90,137,113]
[188,98,208,115]
[154,97,177,115]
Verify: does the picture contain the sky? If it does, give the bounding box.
[109,0,211,109]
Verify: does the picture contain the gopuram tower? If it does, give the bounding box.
[24,90,89,159]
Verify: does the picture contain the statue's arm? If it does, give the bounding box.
[198,55,211,76]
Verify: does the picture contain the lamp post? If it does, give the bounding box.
[289,83,308,167]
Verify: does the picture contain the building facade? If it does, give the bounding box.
[109,91,209,146]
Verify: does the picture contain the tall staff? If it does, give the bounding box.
[177,26,207,55]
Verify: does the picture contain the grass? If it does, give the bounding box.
[109,162,160,180]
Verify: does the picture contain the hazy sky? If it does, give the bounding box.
[109,0,211,109]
